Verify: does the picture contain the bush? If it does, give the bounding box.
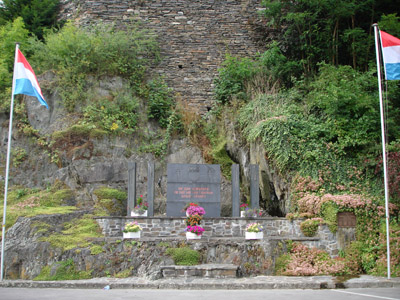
[146,77,174,128]
[165,247,200,265]
[214,54,257,105]
[29,22,159,111]
[300,218,322,237]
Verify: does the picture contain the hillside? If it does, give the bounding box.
[0,0,399,279]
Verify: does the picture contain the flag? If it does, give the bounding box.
[380,30,400,80]
[13,49,48,108]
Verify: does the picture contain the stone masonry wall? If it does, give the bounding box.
[95,217,340,256]
[59,0,266,114]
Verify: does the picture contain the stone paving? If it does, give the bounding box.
[0,275,399,290]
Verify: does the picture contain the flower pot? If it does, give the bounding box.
[240,211,245,217]
[245,232,263,240]
[131,210,148,217]
[186,232,201,240]
[123,231,141,239]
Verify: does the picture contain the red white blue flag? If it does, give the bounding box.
[380,30,400,80]
[13,49,48,108]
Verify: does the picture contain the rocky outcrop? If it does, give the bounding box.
[223,117,290,217]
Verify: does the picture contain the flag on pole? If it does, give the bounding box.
[13,49,48,108]
[380,30,400,80]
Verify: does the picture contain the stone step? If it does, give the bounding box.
[160,264,239,279]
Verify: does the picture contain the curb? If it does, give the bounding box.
[0,275,399,290]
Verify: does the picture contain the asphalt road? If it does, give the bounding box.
[0,288,399,300]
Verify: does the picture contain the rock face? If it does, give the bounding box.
[224,118,290,217]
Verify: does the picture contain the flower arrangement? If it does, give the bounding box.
[181,202,199,212]
[186,225,205,236]
[185,214,203,226]
[240,203,249,211]
[132,195,148,214]
[186,205,206,216]
[123,221,142,233]
[246,222,263,233]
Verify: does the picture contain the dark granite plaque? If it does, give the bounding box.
[166,164,221,217]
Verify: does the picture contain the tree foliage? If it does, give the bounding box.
[260,0,398,74]
[0,0,60,39]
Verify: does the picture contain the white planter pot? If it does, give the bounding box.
[245,232,263,240]
[186,232,201,240]
[123,231,141,239]
[131,210,148,217]
[240,211,245,217]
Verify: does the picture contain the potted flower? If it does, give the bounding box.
[245,222,264,240]
[131,195,149,217]
[186,205,205,216]
[185,214,203,226]
[240,203,249,217]
[181,202,199,213]
[123,221,142,239]
[186,225,205,239]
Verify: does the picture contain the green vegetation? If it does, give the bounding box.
[0,0,60,40]
[0,182,77,238]
[40,214,103,251]
[34,258,92,281]
[208,3,400,277]
[90,244,104,255]
[93,187,127,216]
[165,247,201,266]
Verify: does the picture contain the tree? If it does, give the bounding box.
[0,0,60,39]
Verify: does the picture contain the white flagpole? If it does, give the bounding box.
[373,24,391,280]
[0,43,19,281]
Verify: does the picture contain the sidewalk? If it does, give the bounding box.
[1,275,399,290]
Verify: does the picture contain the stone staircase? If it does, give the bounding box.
[160,264,239,279]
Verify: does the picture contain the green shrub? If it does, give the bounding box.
[165,247,200,265]
[83,92,139,134]
[214,54,257,105]
[300,218,321,237]
[146,77,174,128]
[29,22,159,111]
[320,201,339,233]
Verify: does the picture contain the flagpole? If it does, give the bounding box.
[373,24,391,280]
[0,43,19,281]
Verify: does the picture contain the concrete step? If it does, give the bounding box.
[161,264,239,279]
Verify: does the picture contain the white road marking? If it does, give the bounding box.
[332,290,400,300]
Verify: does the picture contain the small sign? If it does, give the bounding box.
[337,212,356,228]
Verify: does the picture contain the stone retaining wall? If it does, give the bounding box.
[59,0,267,114]
[95,216,340,256]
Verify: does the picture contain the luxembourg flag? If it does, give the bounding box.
[13,48,48,108]
[380,30,400,80]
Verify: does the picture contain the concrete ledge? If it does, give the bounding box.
[161,264,239,278]
[1,275,399,290]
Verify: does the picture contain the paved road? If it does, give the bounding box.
[1,288,400,300]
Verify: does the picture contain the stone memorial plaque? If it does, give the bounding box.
[166,163,221,217]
